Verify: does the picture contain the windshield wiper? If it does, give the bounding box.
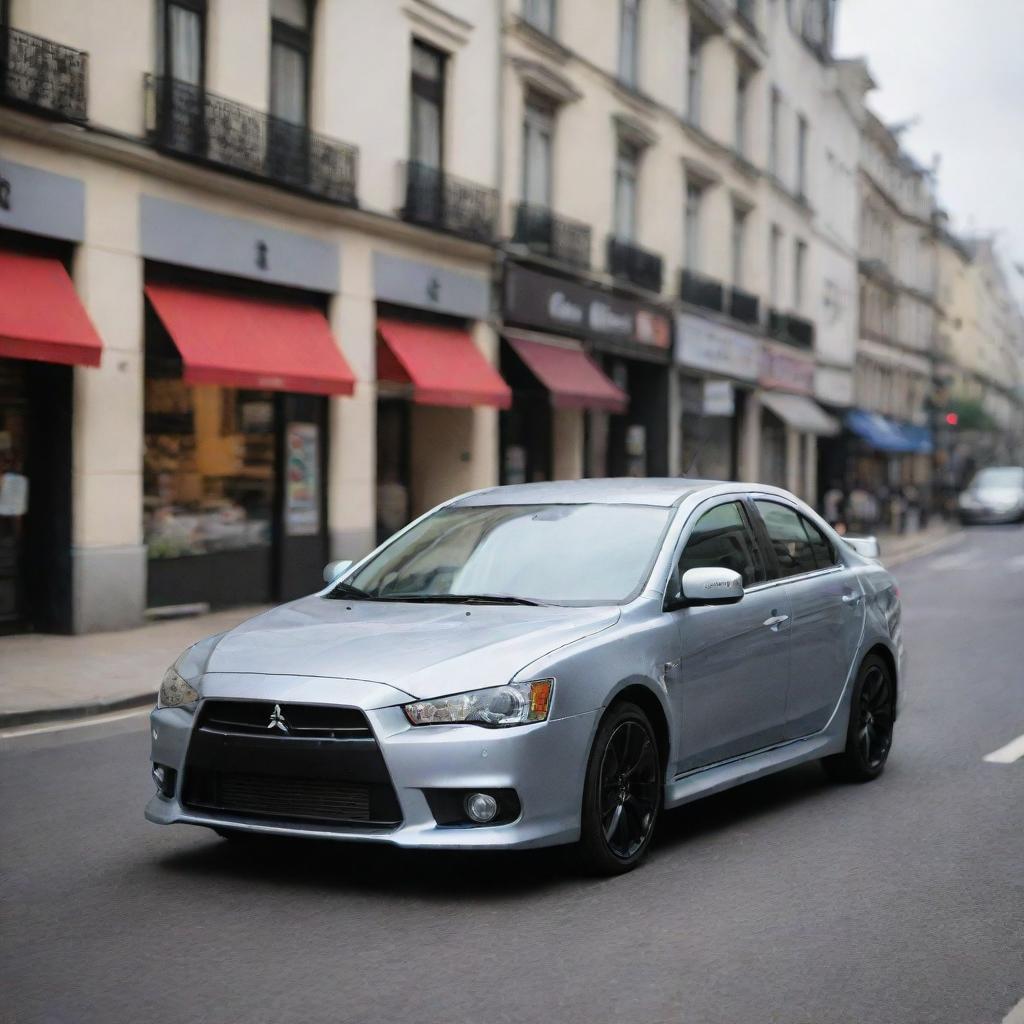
[325,581,377,601]
[393,593,545,606]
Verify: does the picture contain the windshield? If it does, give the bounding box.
[341,503,674,605]
[971,467,1024,490]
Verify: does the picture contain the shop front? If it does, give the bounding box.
[756,343,839,501]
[674,312,761,480]
[0,159,101,634]
[502,264,672,480]
[372,253,508,543]
[139,197,353,612]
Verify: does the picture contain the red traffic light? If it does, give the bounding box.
[944,412,959,426]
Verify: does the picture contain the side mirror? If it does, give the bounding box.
[323,559,353,584]
[844,536,880,560]
[680,567,744,606]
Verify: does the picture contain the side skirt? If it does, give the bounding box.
[663,732,843,811]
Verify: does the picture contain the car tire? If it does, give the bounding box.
[574,701,662,876]
[822,654,896,784]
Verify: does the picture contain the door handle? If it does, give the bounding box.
[842,591,863,605]
[763,614,789,630]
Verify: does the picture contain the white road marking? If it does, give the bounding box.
[984,732,1024,764]
[1003,995,1024,1024]
[0,706,149,740]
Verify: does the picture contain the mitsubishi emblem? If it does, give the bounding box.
[267,703,288,732]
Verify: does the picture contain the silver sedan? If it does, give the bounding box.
[146,479,903,874]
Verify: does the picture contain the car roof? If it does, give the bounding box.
[452,477,732,508]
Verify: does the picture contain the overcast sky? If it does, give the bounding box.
[835,0,1024,301]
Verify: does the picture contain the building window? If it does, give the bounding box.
[731,206,748,288]
[768,87,781,176]
[769,224,782,304]
[522,97,554,208]
[735,66,750,156]
[618,0,640,88]
[684,182,702,270]
[410,40,446,169]
[796,114,808,198]
[794,238,807,310]
[270,0,312,126]
[157,0,206,85]
[523,0,556,35]
[614,140,639,241]
[687,26,703,125]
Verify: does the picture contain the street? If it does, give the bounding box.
[2,526,1022,1024]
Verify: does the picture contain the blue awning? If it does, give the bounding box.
[845,410,932,454]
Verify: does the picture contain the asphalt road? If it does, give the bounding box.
[2,526,1023,1024]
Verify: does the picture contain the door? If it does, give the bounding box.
[276,392,328,602]
[669,499,792,774]
[751,498,865,739]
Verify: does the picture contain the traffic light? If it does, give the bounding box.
[944,412,959,426]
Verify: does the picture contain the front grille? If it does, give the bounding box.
[182,700,402,828]
[187,771,372,823]
[199,699,372,739]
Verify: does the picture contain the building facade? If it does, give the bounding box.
[1,0,504,633]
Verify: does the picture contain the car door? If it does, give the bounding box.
[750,498,866,740]
[668,498,793,775]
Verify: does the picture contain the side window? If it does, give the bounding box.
[678,502,764,587]
[754,501,828,578]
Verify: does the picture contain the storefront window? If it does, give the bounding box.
[143,380,275,559]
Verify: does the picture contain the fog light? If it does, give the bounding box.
[152,763,176,798]
[152,764,166,790]
[464,792,498,823]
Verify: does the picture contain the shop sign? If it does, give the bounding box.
[285,423,321,536]
[504,265,671,354]
[675,313,760,382]
[0,158,84,242]
[374,252,490,320]
[759,345,815,395]
[703,380,735,417]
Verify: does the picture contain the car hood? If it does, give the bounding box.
[202,595,620,700]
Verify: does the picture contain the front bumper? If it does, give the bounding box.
[145,675,599,850]
[959,506,1023,525]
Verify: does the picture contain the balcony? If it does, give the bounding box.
[769,309,815,350]
[728,286,760,325]
[606,237,663,293]
[1,26,87,122]
[401,161,498,244]
[144,75,358,205]
[679,269,725,314]
[512,203,591,270]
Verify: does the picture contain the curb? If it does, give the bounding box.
[0,691,154,731]
[883,527,964,568]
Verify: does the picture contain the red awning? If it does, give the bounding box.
[377,318,512,409]
[0,249,103,367]
[145,283,356,396]
[505,332,628,414]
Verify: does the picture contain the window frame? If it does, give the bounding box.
[747,496,840,584]
[684,181,703,270]
[523,0,557,36]
[409,38,447,169]
[618,0,641,88]
[158,0,207,85]
[613,138,640,242]
[269,0,313,127]
[522,95,555,208]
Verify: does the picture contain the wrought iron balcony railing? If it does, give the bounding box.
[143,74,358,205]
[680,269,725,314]
[512,203,591,270]
[769,309,815,350]
[728,286,760,325]
[606,237,663,293]
[401,162,498,244]
[1,26,87,122]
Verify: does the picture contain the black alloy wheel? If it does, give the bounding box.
[576,702,662,875]
[823,654,896,783]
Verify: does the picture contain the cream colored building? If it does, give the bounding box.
[1,0,504,633]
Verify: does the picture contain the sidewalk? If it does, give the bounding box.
[0,520,962,730]
[0,605,271,728]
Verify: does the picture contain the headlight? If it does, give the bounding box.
[403,679,554,728]
[157,665,200,708]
